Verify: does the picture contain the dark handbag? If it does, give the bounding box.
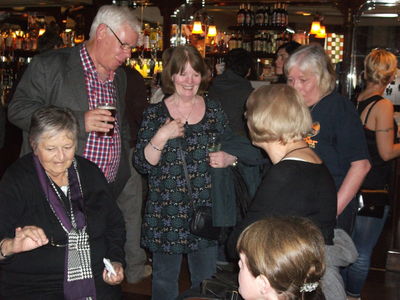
[190,206,222,240]
[180,146,221,240]
[357,189,388,218]
[200,267,243,300]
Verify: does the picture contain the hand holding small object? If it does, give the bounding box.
[103,258,117,276]
[102,259,124,285]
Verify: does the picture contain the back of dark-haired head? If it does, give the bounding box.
[161,45,208,95]
[38,22,63,53]
[29,106,78,150]
[237,216,326,300]
[277,41,301,56]
[225,48,254,78]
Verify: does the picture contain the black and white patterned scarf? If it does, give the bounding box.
[34,155,96,300]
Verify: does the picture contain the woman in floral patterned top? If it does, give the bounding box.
[134,45,237,300]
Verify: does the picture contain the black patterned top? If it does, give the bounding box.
[134,97,228,254]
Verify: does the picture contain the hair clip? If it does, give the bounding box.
[300,282,319,293]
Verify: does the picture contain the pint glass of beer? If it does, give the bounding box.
[97,102,117,137]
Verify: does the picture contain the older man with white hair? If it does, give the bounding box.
[8,4,149,284]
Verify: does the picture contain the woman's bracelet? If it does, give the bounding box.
[149,141,162,152]
[0,239,11,258]
[232,157,238,167]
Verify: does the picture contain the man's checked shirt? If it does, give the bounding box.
[80,45,121,183]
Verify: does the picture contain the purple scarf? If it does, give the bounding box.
[33,155,96,300]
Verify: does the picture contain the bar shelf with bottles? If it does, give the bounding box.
[0,28,38,106]
[125,23,164,79]
[0,22,86,107]
[227,2,290,58]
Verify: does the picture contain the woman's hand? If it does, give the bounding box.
[209,151,237,168]
[157,118,185,141]
[2,226,49,257]
[102,261,124,285]
[144,118,185,166]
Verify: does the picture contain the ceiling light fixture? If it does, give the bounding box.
[315,25,327,38]
[192,20,203,34]
[207,25,217,36]
[310,20,321,35]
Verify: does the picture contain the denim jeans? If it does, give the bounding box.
[343,205,389,297]
[151,245,218,300]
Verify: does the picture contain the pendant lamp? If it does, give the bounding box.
[310,20,321,35]
[315,25,327,38]
[207,25,217,37]
[192,21,203,34]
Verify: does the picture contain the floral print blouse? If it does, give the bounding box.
[134,97,228,254]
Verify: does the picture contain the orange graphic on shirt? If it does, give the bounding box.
[304,122,320,148]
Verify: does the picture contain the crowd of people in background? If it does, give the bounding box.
[0,3,398,300]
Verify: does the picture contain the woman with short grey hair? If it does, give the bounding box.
[286,44,371,233]
[285,44,370,300]
[0,106,126,299]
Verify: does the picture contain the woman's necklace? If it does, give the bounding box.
[310,101,320,112]
[176,97,196,125]
[46,175,77,230]
[280,145,309,162]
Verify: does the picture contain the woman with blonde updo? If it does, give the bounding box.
[344,49,399,300]
[237,216,326,300]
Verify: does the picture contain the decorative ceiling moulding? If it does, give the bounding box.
[0,0,92,8]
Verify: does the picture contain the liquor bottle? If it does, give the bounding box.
[242,34,251,52]
[237,4,246,27]
[157,24,163,50]
[143,24,150,51]
[228,33,237,50]
[255,6,264,27]
[5,30,14,51]
[245,4,252,27]
[274,3,281,26]
[149,27,158,50]
[148,56,156,76]
[261,32,268,55]
[269,5,274,26]
[280,3,286,27]
[237,32,243,48]
[271,3,278,27]
[252,33,259,54]
[284,4,289,27]
[218,36,225,54]
[266,33,272,54]
[250,5,255,27]
[262,6,268,27]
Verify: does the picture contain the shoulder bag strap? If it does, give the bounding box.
[179,142,193,201]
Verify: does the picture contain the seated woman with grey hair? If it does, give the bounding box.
[0,106,126,299]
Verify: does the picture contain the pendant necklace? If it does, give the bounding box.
[280,146,309,162]
[177,97,196,125]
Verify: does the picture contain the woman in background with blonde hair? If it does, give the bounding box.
[237,216,326,300]
[344,49,399,300]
